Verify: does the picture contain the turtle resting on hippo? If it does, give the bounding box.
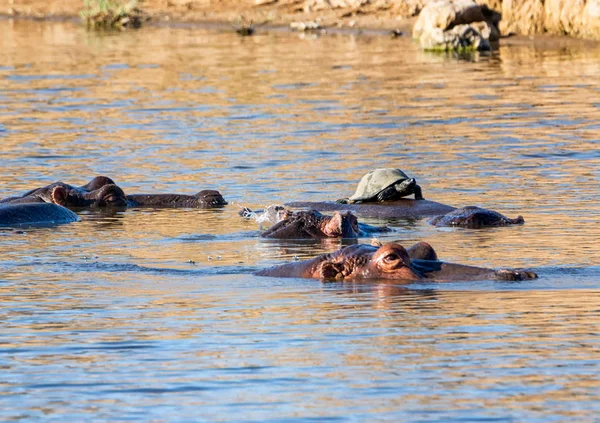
[287,168,525,225]
[256,242,538,282]
[260,210,391,239]
[336,168,424,203]
[288,168,455,218]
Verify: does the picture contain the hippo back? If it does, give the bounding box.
[0,203,79,227]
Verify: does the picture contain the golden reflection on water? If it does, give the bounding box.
[0,20,598,264]
[0,19,599,421]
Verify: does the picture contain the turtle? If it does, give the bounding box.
[336,168,424,204]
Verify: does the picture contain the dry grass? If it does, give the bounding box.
[81,0,148,30]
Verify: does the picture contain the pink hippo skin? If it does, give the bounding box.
[256,242,537,282]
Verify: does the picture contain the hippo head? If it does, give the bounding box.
[79,176,117,192]
[429,206,525,228]
[261,210,362,239]
[51,184,127,208]
[315,243,423,280]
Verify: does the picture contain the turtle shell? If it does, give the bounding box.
[348,169,410,202]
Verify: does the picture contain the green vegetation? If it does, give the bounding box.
[81,0,147,30]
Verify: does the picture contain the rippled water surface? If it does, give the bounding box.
[1,19,599,422]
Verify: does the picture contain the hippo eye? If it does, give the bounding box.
[383,253,401,264]
[105,195,118,203]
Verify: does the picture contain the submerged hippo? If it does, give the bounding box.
[0,176,127,209]
[1,183,127,209]
[256,242,537,282]
[126,190,227,208]
[2,176,228,209]
[286,199,456,219]
[0,176,117,204]
[429,206,524,228]
[261,210,391,239]
[0,203,79,227]
[1,176,117,202]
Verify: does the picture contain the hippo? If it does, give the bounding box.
[429,206,524,228]
[1,182,127,209]
[0,176,117,204]
[261,210,391,239]
[0,176,127,209]
[126,190,227,208]
[0,203,79,227]
[1,176,227,209]
[286,199,457,219]
[256,242,537,282]
[285,168,454,219]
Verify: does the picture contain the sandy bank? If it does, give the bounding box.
[0,0,417,34]
[1,0,599,44]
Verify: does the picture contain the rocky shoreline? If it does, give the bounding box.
[1,0,599,42]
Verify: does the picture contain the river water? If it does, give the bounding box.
[1,19,599,422]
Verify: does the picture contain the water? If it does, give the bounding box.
[1,19,599,422]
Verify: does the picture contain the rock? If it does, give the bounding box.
[254,0,278,5]
[498,0,544,35]
[290,20,322,31]
[413,0,485,33]
[582,0,600,39]
[302,0,369,10]
[413,0,496,50]
[418,22,492,50]
[499,0,600,39]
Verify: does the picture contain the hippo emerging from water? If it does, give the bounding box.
[429,206,524,228]
[286,199,456,219]
[0,176,127,209]
[1,176,227,209]
[77,177,228,208]
[126,190,227,208]
[260,210,391,239]
[256,242,537,282]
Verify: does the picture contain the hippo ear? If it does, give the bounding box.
[322,212,343,237]
[195,190,227,206]
[195,190,212,197]
[371,238,383,247]
[51,186,68,206]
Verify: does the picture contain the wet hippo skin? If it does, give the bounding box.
[0,177,127,209]
[256,242,537,282]
[0,176,117,204]
[285,199,456,219]
[261,210,390,239]
[0,203,79,227]
[126,190,227,208]
[1,177,227,209]
[429,206,524,228]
